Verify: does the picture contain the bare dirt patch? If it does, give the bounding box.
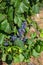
[31,9,43,29]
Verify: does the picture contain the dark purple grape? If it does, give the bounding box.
[22,22,26,29]
[4,42,9,46]
[22,37,27,42]
[22,28,25,32]
[10,35,17,42]
[18,28,25,36]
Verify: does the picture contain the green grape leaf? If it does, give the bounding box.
[0,2,6,10]
[14,38,24,49]
[40,32,43,38]
[8,6,13,21]
[0,33,5,44]
[40,46,43,52]
[14,54,24,62]
[35,45,41,53]
[13,56,20,63]
[13,26,17,34]
[19,54,24,62]
[14,15,22,27]
[1,19,12,33]
[32,49,39,57]
[30,32,37,38]
[17,2,29,13]
[0,13,6,22]
[32,4,39,14]
[2,53,6,61]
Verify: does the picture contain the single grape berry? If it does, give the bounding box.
[18,28,25,36]
[4,42,9,46]
[10,35,17,42]
[22,37,27,42]
[22,22,26,29]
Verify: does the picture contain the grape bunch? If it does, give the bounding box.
[18,22,27,40]
[18,22,26,36]
[4,21,27,46]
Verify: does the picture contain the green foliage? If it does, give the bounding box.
[14,38,24,49]
[0,0,43,64]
